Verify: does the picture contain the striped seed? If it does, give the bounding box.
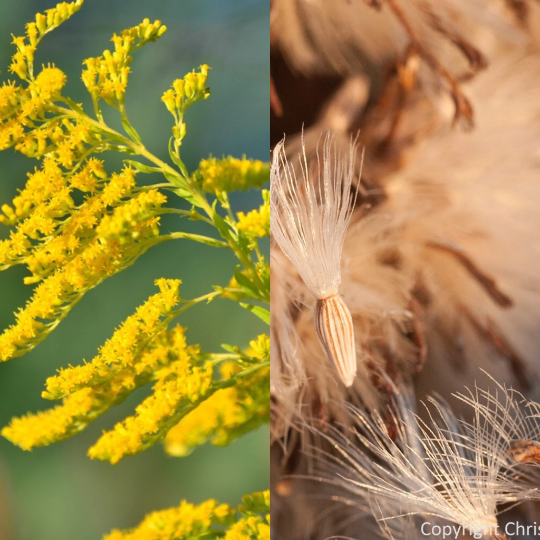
[314,294,357,387]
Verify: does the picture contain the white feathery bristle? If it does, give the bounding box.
[309,382,540,535]
[270,131,357,300]
[453,370,540,477]
[270,247,307,396]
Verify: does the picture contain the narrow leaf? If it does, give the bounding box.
[121,117,142,144]
[123,160,161,174]
[240,303,270,325]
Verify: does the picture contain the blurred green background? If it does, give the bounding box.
[0,1,269,539]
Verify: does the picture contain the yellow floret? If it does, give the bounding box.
[237,192,269,239]
[34,65,66,99]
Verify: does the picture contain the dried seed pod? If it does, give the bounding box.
[507,440,540,465]
[314,294,356,387]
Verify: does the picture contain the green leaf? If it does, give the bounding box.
[188,208,208,221]
[102,130,128,145]
[163,170,185,188]
[121,116,142,144]
[236,230,252,253]
[172,187,203,208]
[170,151,187,174]
[239,303,270,325]
[212,200,231,239]
[176,232,227,248]
[234,268,259,299]
[161,167,203,207]
[216,190,230,209]
[168,137,189,178]
[123,160,161,174]
[221,343,240,354]
[63,97,85,115]
[115,146,137,155]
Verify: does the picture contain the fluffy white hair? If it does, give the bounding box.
[309,380,540,535]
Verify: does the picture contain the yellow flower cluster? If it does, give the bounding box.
[0,163,167,362]
[2,324,189,451]
[164,360,270,456]
[1,388,97,451]
[0,240,146,361]
[9,0,83,80]
[105,499,233,540]
[18,166,135,280]
[247,334,270,361]
[88,357,212,464]
[162,65,210,148]
[97,189,167,243]
[161,64,210,114]
[225,516,270,540]
[0,71,97,157]
[43,279,182,399]
[237,190,270,239]
[103,491,269,540]
[2,2,88,157]
[225,491,270,540]
[82,18,167,106]
[199,156,269,195]
[162,65,210,117]
[1,328,270,463]
[1,160,115,256]
[34,65,67,99]
[84,335,268,464]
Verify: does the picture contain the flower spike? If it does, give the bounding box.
[270,131,359,386]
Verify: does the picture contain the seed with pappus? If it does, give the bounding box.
[270,131,359,387]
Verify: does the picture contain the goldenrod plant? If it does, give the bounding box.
[0,1,269,538]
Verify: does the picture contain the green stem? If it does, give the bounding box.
[48,104,267,298]
[161,232,228,248]
[172,290,221,316]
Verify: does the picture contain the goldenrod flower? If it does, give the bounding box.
[3,324,187,451]
[8,0,83,81]
[163,65,210,115]
[237,190,270,240]
[104,499,234,540]
[33,65,66,99]
[199,156,269,195]
[82,18,166,108]
[97,189,167,242]
[43,279,181,398]
[103,491,269,540]
[0,160,170,362]
[165,361,270,456]
[225,516,270,540]
[88,361,213,464]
